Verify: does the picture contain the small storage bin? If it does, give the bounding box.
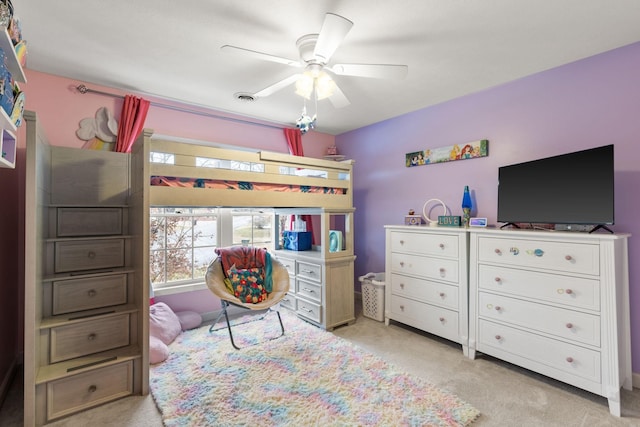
[359,272,385,321]
[283,231,312,251]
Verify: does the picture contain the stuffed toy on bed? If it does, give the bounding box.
[149,302,202,364]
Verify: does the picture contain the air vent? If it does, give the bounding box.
[234,92,256,102]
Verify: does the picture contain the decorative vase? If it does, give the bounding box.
[461,185,472,227]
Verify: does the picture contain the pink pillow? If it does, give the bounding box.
[149,302,182,345]
[149,335,169,364]
[176,311,203,330]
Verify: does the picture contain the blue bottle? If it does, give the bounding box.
[462,185,472,227]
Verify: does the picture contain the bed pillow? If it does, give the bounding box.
[227,267,268,304]
[149,302,182,345]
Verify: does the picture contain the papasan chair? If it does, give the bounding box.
[205,246,290,349]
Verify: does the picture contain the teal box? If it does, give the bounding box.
[283,231,312,251]
[438,216,462,227]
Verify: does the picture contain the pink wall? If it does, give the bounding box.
[3,70,335,359]
[337,42,640,372]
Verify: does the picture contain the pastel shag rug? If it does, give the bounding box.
[150,310,480,426]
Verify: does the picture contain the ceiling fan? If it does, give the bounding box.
[221,13,408,108]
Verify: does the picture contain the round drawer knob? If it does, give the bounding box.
[495,306,501,312]
[88,333,97,341]
[566,357,574,363]
[87,251,96,259]
[494,277,501,283]
[566,323,573,329]
[494,248,502,255]
[400,283,405,289]
[88,289,97,297]
[399,305,405,311]
[399,262,405,267]
[439,243,445,249]
[565,255,573,261]
[439,317,445,322]
[565,289,573,295]
[439,292,445,298]
[399,240,405,245]
[88,385,97,393]
[495,335,502,340]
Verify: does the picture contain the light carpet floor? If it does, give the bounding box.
[3,304,640,426]
[150,310,480,426]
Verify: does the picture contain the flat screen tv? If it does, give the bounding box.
[497,144,614,231]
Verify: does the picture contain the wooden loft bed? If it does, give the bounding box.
[130,129,354,209]
[130,129,357,331]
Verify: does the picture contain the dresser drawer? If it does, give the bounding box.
[478,265,600,311]
[390,273,458,310]
[477,237,599,275]
[46,361,133,421]
[478,293,600,346]
[55,239,125,273]
[277,256,296,277]
[57,207,123,237]
[50,314,130,363]
[478,320,601,383]
[389,295,459,343]
[296,260,322,283]
[297,298,322,323]
[280,294,297,310]
[297,278,322,303]
[390,253,458,284]
[390,231,459,258]
[52,274,128,315]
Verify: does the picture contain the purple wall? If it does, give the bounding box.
[337,42,640,372]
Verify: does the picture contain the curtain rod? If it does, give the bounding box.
[75,84,285,131]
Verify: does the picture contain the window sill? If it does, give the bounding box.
[153,281,208,297]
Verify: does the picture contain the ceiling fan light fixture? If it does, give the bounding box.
[315,72,336,100]
[295,73,314,99]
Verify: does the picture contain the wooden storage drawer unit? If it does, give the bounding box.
[46,361,133,421]
[478,265,600,311]
[297,298,322,323]
[478,319,601,383]
[389,231,459,258]
[477,236,599,275]
[390,273,459,310]
[390,253,459,284]
[296,279,322,303]
[296,260,322,282]
[52,274,128,315]
[50,314,130,363]
[389,295,460,343]
[55,239,125,273]
[478,293,600,346]
[57,207,123,237]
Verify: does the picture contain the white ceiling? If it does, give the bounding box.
[18,0,640,135]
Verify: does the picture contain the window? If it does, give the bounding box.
[150,207,274,292]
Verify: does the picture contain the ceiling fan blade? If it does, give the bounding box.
[328,83,350,109]
[313,13,354,63]
[253,74,301,98]
[331,63,408,80]
[221,45,301,67]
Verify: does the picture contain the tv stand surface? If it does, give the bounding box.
[589,224,614,234]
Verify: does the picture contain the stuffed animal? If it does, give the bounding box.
[149,302,202,364]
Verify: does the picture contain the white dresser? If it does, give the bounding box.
[468,228,632,416]
[384,226,469,354]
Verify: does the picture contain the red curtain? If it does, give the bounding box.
[283,128,315,244]
[115,95,151,153]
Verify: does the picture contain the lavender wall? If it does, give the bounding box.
[336,42,640,372]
